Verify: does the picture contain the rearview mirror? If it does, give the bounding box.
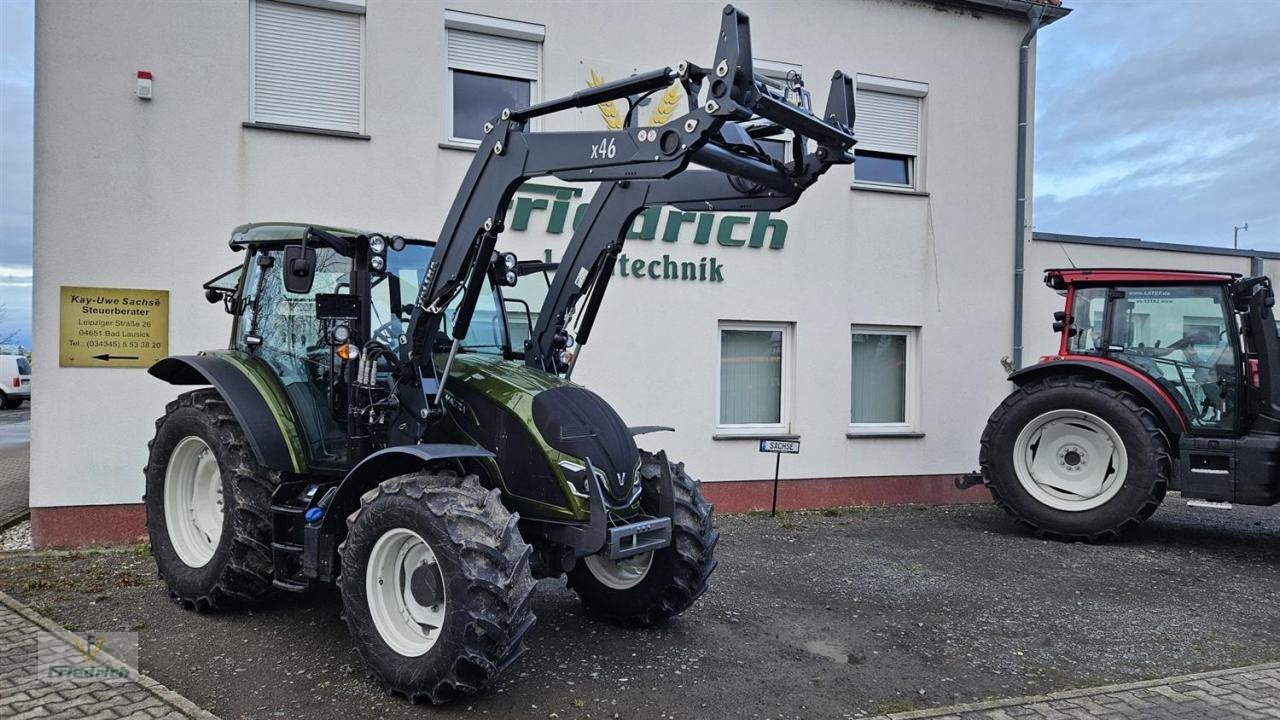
[283,244,316,295]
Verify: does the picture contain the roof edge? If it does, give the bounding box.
[1033,231,1280,261]
[939,0,1072,26]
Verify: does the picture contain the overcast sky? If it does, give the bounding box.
[0,0,1277,348]
[0,0,33,348]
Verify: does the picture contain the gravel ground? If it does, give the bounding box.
[0,518,31,551]
[1,499,1277,719]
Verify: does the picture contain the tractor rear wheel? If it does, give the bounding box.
[567,451,719,626]
[980,374,1169,542]
[144,389,278,610]
[338,471,536,704]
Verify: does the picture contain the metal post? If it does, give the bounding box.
[1234,223,1249,250]
[770,452,781,517]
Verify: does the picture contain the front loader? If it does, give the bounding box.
[143,5,857,704]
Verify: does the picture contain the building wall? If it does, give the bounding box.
[32,0,1033,543]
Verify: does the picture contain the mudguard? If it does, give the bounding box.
[1009,357,1188,438]
[317,444,497,536]
[149,352,306,473]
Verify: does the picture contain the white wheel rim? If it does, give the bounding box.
[584,552,653,590]
[163,436,224,568]
[1012,409,1129,512]
[366,528,447,658]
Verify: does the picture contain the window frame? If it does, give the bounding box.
[247,0,367,136]
[851,74,927,192]
[848,324,921,436]
[715,320,794,437]
[443,11,544,149]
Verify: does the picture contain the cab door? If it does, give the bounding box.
[239,247,355,470]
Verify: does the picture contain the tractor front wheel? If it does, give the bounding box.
[144,389,278,610]
[338,471,536,704]
[567,451,719,626]
[980,374,1169,542]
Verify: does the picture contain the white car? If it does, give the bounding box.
[0,355,31,409]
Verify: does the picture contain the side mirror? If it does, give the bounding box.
[283,244,316,294]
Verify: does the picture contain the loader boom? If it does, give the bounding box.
[395,4,857,437]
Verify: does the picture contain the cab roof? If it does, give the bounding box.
[1045,268,1241,290]
[228,222,375,249]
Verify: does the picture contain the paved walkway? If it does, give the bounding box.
[0,443,30,528]
[3,578,1280,719]
[0,406,31,527]
[0,590,217,720]
[889,663,1280,719]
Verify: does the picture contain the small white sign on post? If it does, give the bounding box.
[759,439,800,455]
[758,439,800,515]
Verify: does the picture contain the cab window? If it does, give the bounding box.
[1107,285,1239,431]
[370,243,435,353]
[1067,287,1108,354]
[440,274,508,356]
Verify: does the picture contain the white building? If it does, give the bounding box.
[30,0,1079,547]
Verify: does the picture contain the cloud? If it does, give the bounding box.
[1033,0,1280,250]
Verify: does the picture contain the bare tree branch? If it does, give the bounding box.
[0,302,20,348]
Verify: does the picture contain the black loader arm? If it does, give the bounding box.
[526,72,858,372]
[393,3,857,438]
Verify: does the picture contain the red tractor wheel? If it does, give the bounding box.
[980,374,1170,542]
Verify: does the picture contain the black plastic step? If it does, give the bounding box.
[270,503,307,516]
[272,577,308,592]
[271,541,305,556]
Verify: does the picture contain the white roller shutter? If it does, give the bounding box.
[251,0,363,133]
[447,29,540,80]
[855,90,920,157]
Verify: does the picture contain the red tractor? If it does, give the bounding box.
[975,268,1280,541]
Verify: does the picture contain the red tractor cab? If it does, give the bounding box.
[976,268,1280,541]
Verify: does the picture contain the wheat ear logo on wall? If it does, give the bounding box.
[587,69,683,128]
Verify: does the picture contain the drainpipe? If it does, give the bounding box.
[1012,3,1046,370]
[1251,256,1264,278]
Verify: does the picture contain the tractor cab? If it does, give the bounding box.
[975,267,1280,543]
[1049,269,1246,433]
[204,223,559,472]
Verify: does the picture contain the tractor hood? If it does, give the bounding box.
[446,354,640,505]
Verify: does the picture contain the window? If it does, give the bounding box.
[718,322,792,434]
[850,326,919,433]
[1068,287,1108,354]
[1106,285,1238,431]
[445,11,544,145]
[369,242,435,354]
[853,75,926,189]
[249,0,365,134]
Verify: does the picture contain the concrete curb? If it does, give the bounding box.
[0,588,221,720]
[885,659,1280,719]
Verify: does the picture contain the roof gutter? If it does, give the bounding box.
[1012,3,1046,370]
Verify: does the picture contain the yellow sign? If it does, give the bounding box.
[59,286,169,368]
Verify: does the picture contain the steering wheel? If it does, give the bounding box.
[371,320,401,347]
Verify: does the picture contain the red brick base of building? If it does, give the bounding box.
[30,473,989,549]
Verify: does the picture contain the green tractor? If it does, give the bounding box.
[144,5,857,703]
